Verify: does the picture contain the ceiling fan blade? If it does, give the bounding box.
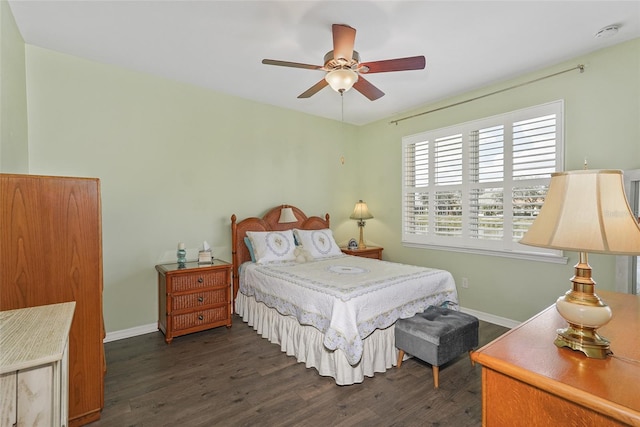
[297,79,329,98]
[353,76,385,101]
[262,59,324,70]
[332,24,356,61]
[359,56,426,74]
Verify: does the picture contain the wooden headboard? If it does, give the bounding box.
[230,204,330,303]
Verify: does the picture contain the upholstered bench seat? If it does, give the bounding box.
[395,306,479,388]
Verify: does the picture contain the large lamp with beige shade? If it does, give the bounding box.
[520,169,640,358]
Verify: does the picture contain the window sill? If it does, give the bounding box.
[402,242,568,264]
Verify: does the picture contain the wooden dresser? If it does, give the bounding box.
[471,291,640,426]
[156,260,232,343]
[0,302,75,427]
[0,174,104,426]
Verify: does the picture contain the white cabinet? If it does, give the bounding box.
[0,302,75,427]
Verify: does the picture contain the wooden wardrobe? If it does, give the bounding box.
[0,174,105,426]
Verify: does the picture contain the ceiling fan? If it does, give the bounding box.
[262,24,426,101]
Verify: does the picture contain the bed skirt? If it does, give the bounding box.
[235,292,398,385]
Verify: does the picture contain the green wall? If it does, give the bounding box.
[0,0,28,172]
[357,38,640,321]
[23,46,360,332]
[3,3,638,332]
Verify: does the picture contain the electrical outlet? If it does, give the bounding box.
[462,277,469,289]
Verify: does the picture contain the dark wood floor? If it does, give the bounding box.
[90,315,508,427]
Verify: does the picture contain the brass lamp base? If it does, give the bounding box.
[555,325,612,359]
[554,252,613,359]
[357,219,367,249]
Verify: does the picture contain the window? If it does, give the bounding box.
[402,100,564,260]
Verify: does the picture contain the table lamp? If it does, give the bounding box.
[520,169,640,358]
[278,206,297,223]
[350,200,373,249]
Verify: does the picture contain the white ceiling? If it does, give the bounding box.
[8,1,640,125]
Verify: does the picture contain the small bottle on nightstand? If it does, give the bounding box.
[177,242,187,268]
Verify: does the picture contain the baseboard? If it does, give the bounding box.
[460,306,520,329]
[104,323,158,343]
[103,308,518,343]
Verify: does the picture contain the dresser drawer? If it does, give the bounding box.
[355,251,381,259]
[172,307,228,332]
[340,246,383,260]
[171,269,229,292]
[172,288,228,312]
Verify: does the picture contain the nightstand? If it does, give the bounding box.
[156,260,232,343]
[341,246,383,260]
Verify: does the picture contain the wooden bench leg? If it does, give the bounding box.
[397,349,405,368]
[432,365,439,388]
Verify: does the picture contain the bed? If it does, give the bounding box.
[231,204,458,385]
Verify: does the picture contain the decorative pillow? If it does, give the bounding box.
[293,228,343,259]
[244,236,256,262]
[246,230,297,264]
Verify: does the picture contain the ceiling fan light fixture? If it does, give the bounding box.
[325,68,358,93]
[263,24,424,101]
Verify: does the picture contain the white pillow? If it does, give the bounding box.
[246,230,297,264]
[293,228,343,259]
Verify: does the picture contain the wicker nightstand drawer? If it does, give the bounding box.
[156,260,233,343]
[172,288,228,311]
[172,306,228,332]
[171,269,228,292]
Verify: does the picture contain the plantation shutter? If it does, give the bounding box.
[469,125,504,241]
[403,140,429,236]
[402,100,563,259]
[511,114,558,241]
[434,134,463,237]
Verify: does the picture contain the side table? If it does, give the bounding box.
[156,260,232,343]
[0,302,75,427]
[341,246,383,260]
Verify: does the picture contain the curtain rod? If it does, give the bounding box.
[390,64,585,125]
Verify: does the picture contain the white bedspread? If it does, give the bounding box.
[239,255,458,365]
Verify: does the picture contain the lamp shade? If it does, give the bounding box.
[325,69,358,93]
[350,200,373,220]
[520,169,640,255]
[278,207,297,224]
